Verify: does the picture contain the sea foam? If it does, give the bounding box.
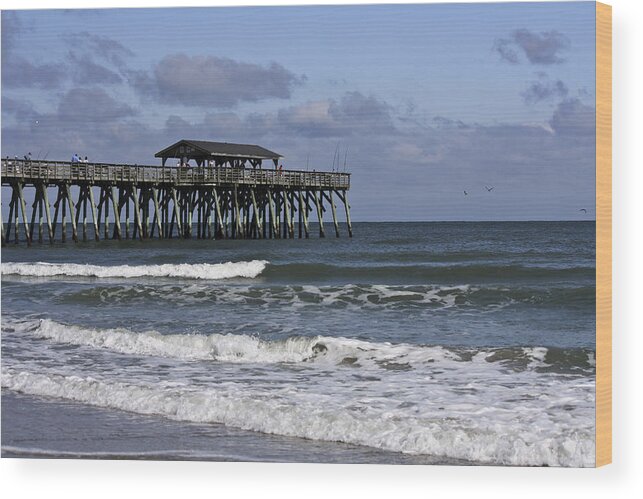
[58,283,472,311]
[1,368,595,467]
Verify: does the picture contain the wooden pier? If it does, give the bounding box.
[1,153,352,246]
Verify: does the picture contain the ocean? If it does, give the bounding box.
[0,221,596,467]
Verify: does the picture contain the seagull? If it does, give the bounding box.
[463,190,468,196]
[485,185,494,192]
[579,208,587,213]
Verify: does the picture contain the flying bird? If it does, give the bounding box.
[485,185,494,192]
[463,190,468,196]
[579,208,587,213]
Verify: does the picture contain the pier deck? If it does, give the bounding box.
[1,159,352,245]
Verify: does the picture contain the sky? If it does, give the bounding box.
[1,2,597,221]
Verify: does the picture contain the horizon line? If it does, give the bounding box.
[342,219,596,223]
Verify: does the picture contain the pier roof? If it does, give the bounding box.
[155,139,282,166]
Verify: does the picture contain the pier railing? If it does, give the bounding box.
[1,159,351,189]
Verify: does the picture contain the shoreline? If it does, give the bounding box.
[1,390,476,466]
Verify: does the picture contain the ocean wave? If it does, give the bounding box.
[263,262,595,283]
[1,260,594,285]
[1,261,268,280]
[57,283,472,310]
[18,319,596,372]
[55,283,595,311]
[1,368,595,467]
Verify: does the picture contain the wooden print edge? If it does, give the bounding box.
[595,0,612,468]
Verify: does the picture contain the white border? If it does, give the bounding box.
[1,0,641,497]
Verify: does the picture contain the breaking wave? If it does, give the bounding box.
[21,319,596,372]
[1,369,595,467]
[1,261,268,280]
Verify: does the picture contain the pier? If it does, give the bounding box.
[1,140,352,246]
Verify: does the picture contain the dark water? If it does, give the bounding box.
[1,222,596,466]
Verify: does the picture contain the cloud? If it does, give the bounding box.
[56,88,137,122]
[4,84,594,167]
[549,98,595,137]
[1,118,157,163]
[1,11,22,61]
[493,39,519,65]
[494,29,570,65]
[433,116,470,129]
[1,13,66,89]
[522,74,568,104]
[63,33,134,85]
[2,95,35,113]
[0,87,396,166]
[68,52,123,85]
[130,54,306,108]
[331,91,394,128]
[1,96,39,124]
[1,57,67,89]
[64,32,134,69]
[276,91,395,137]
[276,101,336,137]
[158,91,396,139]
[1,28,132,90]
[1,88,137,155]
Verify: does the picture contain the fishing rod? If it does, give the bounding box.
[332,142,340,172]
